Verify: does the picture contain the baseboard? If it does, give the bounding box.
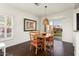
[6,40,29,48]
[62,41,73,46]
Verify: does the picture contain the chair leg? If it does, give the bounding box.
[41,45,42,50]
[3,48,6,56]
[50,43,51,49]
[35,47,37,54]
[44,43,46,51]
[2,48,6,56]
[30,44,32,51]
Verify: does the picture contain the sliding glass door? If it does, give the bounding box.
[49,19,62,40]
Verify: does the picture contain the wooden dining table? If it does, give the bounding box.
[37,34,53,51]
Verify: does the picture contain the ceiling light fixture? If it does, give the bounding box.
[43,5,49,32]
[34,3,41,6]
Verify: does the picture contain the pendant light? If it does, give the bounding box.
[43,6,49,25]
[43,5,49,32]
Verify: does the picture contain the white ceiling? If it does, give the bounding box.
[7,3,74,17]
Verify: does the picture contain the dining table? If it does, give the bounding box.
[37,34,53,51]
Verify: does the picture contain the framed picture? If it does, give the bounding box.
[24,18,37,31]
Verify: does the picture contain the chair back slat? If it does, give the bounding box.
[30,31,39,41]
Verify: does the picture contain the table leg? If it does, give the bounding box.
[3,48,6,56]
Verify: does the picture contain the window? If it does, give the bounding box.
[0,15,13,42]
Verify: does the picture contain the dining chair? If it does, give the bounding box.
[41,32,47,51]
[29,31,39,54]
[46,33,54,48]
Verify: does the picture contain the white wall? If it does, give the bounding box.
[0,4,39,47]
[74,32,79,56]
[73,8,79,56]
[0,4,74,48]
[40,9,73,43]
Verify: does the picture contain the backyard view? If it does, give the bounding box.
[53,26,62,36]
[49,19,62,41]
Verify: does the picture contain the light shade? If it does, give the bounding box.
[43,17,49,25]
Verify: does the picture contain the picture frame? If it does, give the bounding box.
[24,18,37,31]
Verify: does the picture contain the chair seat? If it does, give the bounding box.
[31,40,37,47]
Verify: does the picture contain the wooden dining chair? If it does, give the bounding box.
[29,31,39,54]
[46,33,54,48]
[41,32,47,51]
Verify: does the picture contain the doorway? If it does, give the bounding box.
[49,19,62,41]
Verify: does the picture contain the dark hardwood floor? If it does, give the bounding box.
[4,39,74,56]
